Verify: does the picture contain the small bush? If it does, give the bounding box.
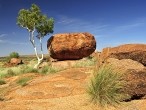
[47,66,59,74]
[0,97,5,101]
[0,79,6,85]
[86,56,93,60]
[6,69,16,77]
[17,77,31,87]
[9,52,19,58]
[21,66,38,73]
[87,64,127,107]
[39,66,59,74]
[40,66,49,74]
[74,58,96,67]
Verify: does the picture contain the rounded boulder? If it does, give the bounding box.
[47,32,96,60]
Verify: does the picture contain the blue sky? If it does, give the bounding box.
[0,0,146,56]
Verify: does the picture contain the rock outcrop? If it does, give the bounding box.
[10,58,23,65]
[101,44,146,66]
[124,69,146,100]
[107,58,146,100]
[107,58,145,71]
[47,32,96,60]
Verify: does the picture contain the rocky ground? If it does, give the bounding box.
[0,66,146,110]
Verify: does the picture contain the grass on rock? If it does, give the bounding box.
[74,58,96,68]
[87,64,128,107]
[0,79,6,85]
[0,63,62,78]
[17,77,32,87]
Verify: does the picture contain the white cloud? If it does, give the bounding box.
[0,33,28,45]
[0,40,28,45]
[57,15,77,24]
[0,39,5,43]
[0,34,7,38]
[111,17,146,33]
[115,22,144,31]
[12,32,16,35]
[56,15,109,39]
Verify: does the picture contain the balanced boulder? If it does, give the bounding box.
[101,44,146,66]
[47,32,96,60]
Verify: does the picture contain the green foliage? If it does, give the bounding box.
[20,65,59,74]
[9,52,19,58]
[39,66,60,75]
[6,69,16,77]
[17,77,32,87]
[39,66,49,74]
[47,66,59,74]
[17,4,54,68]
[74,58,96,67]
[17,4,54,37]
[87,64,127,107]
[20,65,38,73]
[86,56,93,60]
[0,79,6,85]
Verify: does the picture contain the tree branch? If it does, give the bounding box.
[39,37,44,60]
[29,30,40,61]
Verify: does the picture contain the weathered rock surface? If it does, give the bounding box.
[10,58,23,65]
[107,58,145,71]
[124,69,146,100]
[101,44,146,66]
[107,58,146,100]
[47,32,96,60]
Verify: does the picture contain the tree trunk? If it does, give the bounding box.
[34,58,43,68]
[29,30,44,68]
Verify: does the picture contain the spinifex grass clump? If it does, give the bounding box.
[6,69,16,77]
[0,79,6,85]
[20,65,38,73]
[40,66,49,74]
[74,58,96,68]
[87,64,127,107]
[17,77,32,87]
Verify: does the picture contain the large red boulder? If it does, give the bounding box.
[10,58,23,65]
[100,44,146,66]
[47,32,96,60]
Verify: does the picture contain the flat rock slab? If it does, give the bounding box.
[5,68,89,100]
[1,67,146,110]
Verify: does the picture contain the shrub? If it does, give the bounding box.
[17,77,31,87]
[0,97,4,101]
[74,58,96,67]
[20,66,38,73]
[0,79,6,85]
[9,52,19,58]
[39,66,59,74]
[40,66,49,74]
[47,66,59,74]
[86,56,93,60]
[87,64,127,107]
[6,69,16,77]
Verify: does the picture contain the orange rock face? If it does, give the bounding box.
[107,58,146,100]
[101,44,146,66]
[47,32,96,60]
[10,58,23,65]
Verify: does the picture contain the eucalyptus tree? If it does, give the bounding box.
[17,4,54,68]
